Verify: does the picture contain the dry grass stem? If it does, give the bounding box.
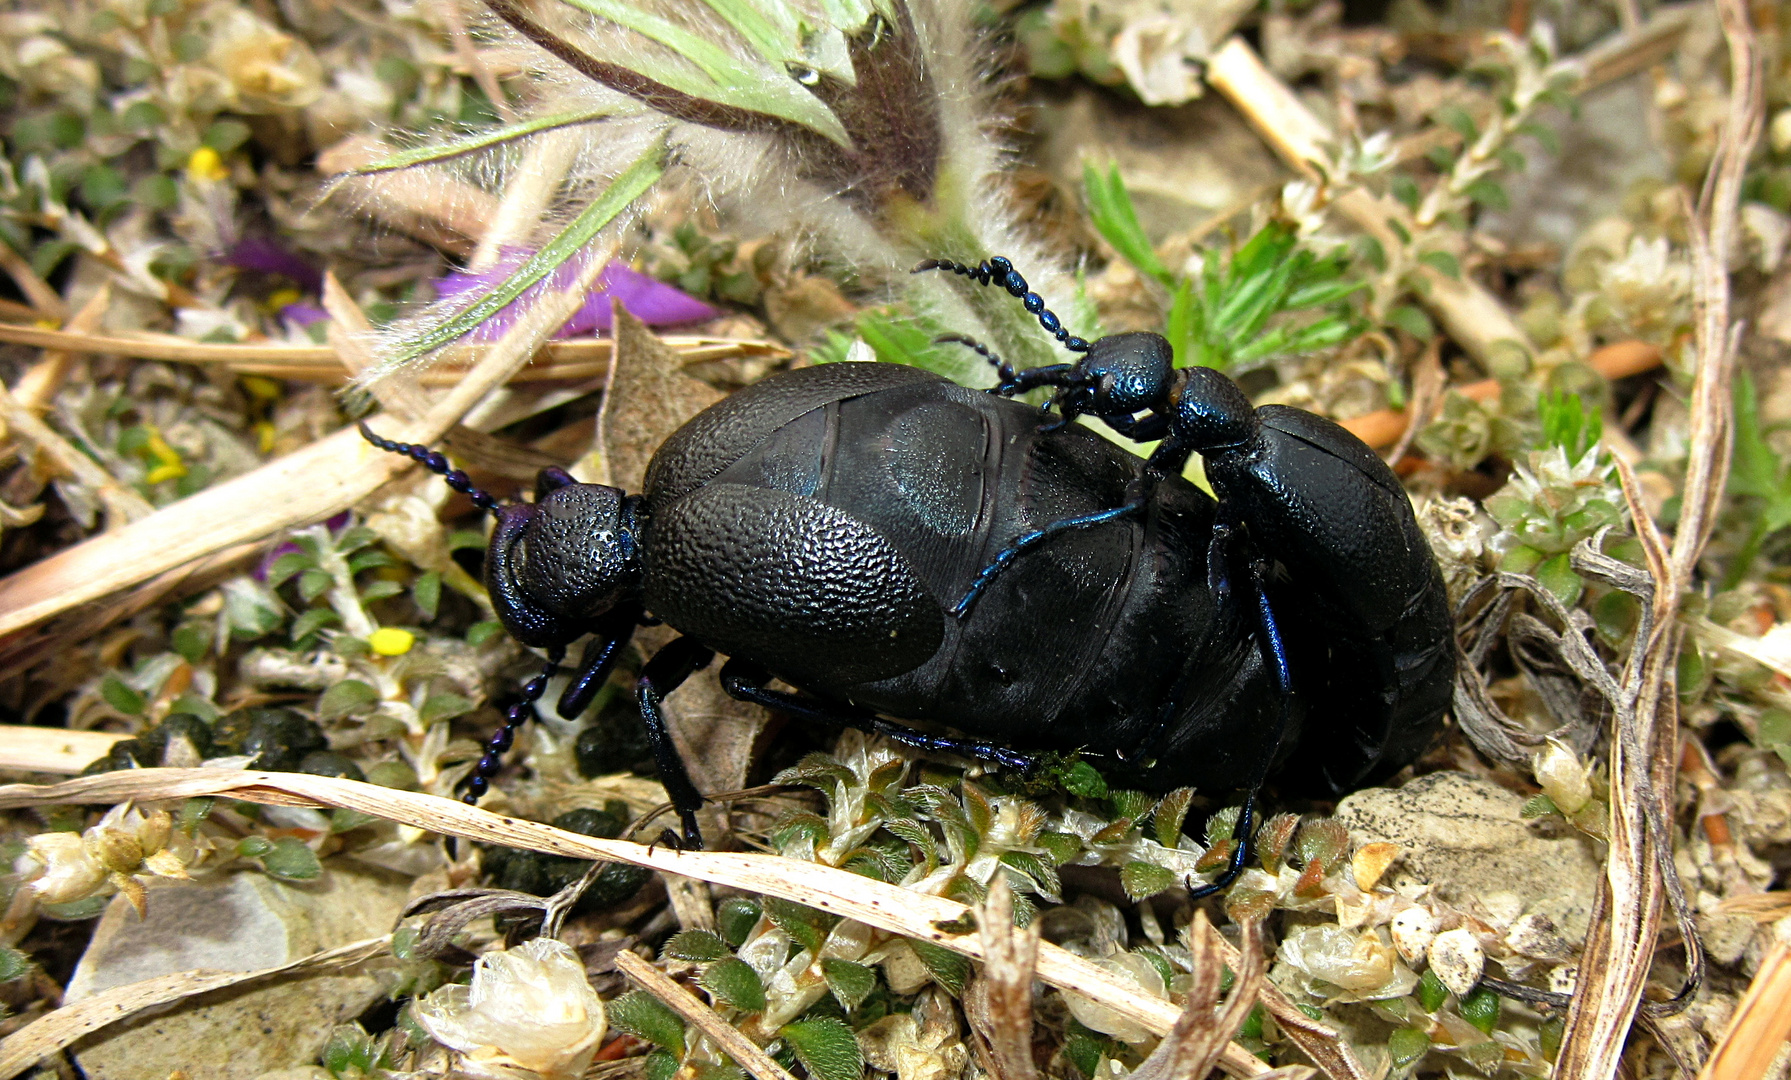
[1133,913,1273,1080]
[0,768,1268,1077]
[1697,940,1791,1080]
[969,876,1040,1080]
[614,950,801,1080]
[0,255,606,638]
[1557,3,1763,1078]
[1202,916,1366,1080]
[0,244,65,321]
[0,935,389,1080]
[0,323,786,385]
[0,382,152,527]
[0,726,127,774]
[13,285,109,414]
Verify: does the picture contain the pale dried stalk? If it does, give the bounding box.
[1133,913,1272,1080]
[0,323,786,384]
[0,727,126,774]
[1557,3,1762,1077]
[0,768,1275,1078]
[1697,939,1791,1080]
[13,285,108,413]
[614,950,800,1080]
[1202,918,1366,1080]
[0,383,152,527]
[0,243,65,321]
[1204,38,1534,367]
[0,935,389,1080]
[971,876,1040,1080]
[0,256,610,639]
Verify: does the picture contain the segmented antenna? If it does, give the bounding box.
[463,648,564,802]
[912,256,1091,352]
[934,333,1014,382]
[359,423,500,513]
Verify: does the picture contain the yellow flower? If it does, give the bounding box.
[369,627,415,656]
[186,146,229,183]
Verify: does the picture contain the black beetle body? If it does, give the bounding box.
[361,257,1455,862]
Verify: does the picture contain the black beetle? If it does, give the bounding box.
[361,256,1453,880]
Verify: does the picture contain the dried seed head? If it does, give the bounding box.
[1391,905,1437,964]
[1504,913,1573,961]
[22,832,108,905]
[1532,739,1593,815]
[1351,842,1401,892]
[1427,928,1485,997]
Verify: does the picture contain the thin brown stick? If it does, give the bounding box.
[971,876,1040,1080]
[0,382,153,528]
[0,244,65,321]
[614,951,800,1080]
[1133,914,1271,1080]
[1557,3,1761,1077]
[1202,919,1367,1080]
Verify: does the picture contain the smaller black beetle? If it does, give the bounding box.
[361,256,1452,879]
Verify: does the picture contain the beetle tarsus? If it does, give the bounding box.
[1187,791,1258,899]
[461,645,565,804]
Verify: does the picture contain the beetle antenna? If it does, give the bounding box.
[913,257,1091,353]
[935,333,1016,383]
[359,423,500,514]
[463,646,565,803]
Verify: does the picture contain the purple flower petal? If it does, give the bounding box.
[279,301,329,327]
[434,255,721,340]
[222,237,323,293]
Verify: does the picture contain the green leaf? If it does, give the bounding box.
[645,1050,682,1080]
[392,142,668,364]
[171,621,212,663]
[1390,174,1421,212]
[1520,793,1561,818]
[1416,250,1461,279]
[466,620,506,646]
[1064,1026,1106,1078]
[298,569,334,602]
[419,692,472,724]
[1514,120,1561,155]
[318,679,380,721]
[347,550,395,575]
[1120,860,1176,900]
[610,990,687,1052]
[1388,1026,1430,1068]
[1416,968,1449,1012]
[0,945,32,983]
[821,958,877,1011]
[1082,162,1171,286]
[997,850,1061,901]
[779,1017,864,1080]
[1385,304,1435,340]
[1460,986,1500,1033]
[342,108,614,174]
[700,956,767,1013]
[290,607,341,643]
[1463,178,1509,211]
[764,897,833,955]
[260,837,322,881]
[718,897,763,947]
[412,571,442,621]
[1153,788,1195,845]
[1063,760,1108,799]
[907,939,969,996]
[1434,105,1479,144]
[100,675,145,716]
[665,929,730,963]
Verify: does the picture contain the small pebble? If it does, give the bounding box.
[1391,905,1437,965]
[1427,927,1485,997]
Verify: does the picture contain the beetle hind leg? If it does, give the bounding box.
[637,636,717,849]
[719,659,1038,772]
[951,500,1146,620]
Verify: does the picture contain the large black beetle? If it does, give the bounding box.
[361,260,1454,875]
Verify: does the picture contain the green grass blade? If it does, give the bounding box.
[392,142,667,365]
[339,109,615,174]
[1082,162,1171,287]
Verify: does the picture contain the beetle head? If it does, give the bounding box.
[1167,365,1258,451]
[486,473,643,647]
[1061,332,1174,417]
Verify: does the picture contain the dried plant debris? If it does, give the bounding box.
[0,0,1789,1078]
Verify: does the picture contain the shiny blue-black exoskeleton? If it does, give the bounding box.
[361,255,1454,891]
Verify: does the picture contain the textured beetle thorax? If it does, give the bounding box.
[518,486,641,617]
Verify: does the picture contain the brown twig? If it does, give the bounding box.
[12,286,108,414]
[1697,939,1791,1080]
[1556,2,1762,1077]
[968,877,1040,1080]
[613,951,800,1080]
[0,244,65,322]
[1133,913,1276,1080]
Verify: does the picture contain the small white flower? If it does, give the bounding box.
[1533,739,1593,816]
[21,832,108,906]
[414,938,606,1080]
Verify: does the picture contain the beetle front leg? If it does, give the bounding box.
[637,636,716,849]
[718,659,1039,772]
[555,602,643,719]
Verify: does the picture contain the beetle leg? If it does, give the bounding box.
[637,637,717,849]
[718,658,1039,772]
[555,602,643,719]
[1187,791,1257,899]
[951,497,1148,620]
[1103,411,1171,442]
